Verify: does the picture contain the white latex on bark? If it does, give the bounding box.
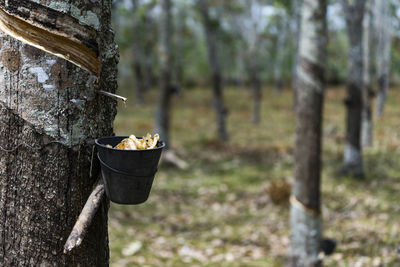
[290,202,322,267]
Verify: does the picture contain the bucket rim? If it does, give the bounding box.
[97,153,158,177]
[95,136,165,152]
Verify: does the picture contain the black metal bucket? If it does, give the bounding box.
[95,136,165,205]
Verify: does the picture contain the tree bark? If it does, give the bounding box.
[292,0,303,109]
[289,0,327,266]
[199,0,228,141]
[132,0,146,105]
[361,2,373,147]
[174,7,186,88]
[155,0,173,146]
[374,0,391,117]
[341,0,366,177]
[0,0,118,266]
[246,52,262,124]
[274,13,289,93]
[250,64,261,125]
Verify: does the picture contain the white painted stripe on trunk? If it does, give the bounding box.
[290,202,322,266]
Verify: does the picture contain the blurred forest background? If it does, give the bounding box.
[113,0,400,92]
[108,0,400,266]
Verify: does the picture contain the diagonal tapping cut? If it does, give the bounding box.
[0,1,100,76]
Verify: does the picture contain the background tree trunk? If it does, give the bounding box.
[0,0,118,265]
[274,14,288,93]
[174,6,186,89]
[289,0,327,266]
[291,0,302,109]
[144,52,156,90]
[155,0,173,146]
[362,1,373,147]
[199,0,229,141]
[142,12,158,91]
[374,0,391,117]
[341,0,366,177]
[247,52,262,124]
[132,0,146,105]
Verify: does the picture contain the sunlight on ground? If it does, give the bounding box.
[109,87,400,266]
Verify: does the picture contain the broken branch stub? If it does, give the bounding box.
[0,0,100,76]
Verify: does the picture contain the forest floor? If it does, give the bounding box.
[109,87,400,266]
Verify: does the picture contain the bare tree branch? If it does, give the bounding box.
[64,179,105,254]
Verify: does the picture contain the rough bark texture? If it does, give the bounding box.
[132,0,145,105]
[199,0,228,141]
[0,0,100,76]
[0,0,118,266]
[155,0,173,146]
[374,0,391,117]
[289,0,327,266]
[362,2,373,148]
[341,0,366,177]
[274,13,288,93]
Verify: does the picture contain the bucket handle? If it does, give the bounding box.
[97,153,157,177]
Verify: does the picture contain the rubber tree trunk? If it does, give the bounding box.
[132,0,146,105]
[361,2,373,148]
[174,7,186,88]
[374,0,391,117]
[289,0,327,266]
[142,13,157,91]
[246,51,262,124]
[144,48,157,90]
[341,0,366,177]
[199,0,229,141]
[292,0,303,109]
[0,0,118,266]
[274,13,289,93]
[155,0,173,146]
[250,64,261,125]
